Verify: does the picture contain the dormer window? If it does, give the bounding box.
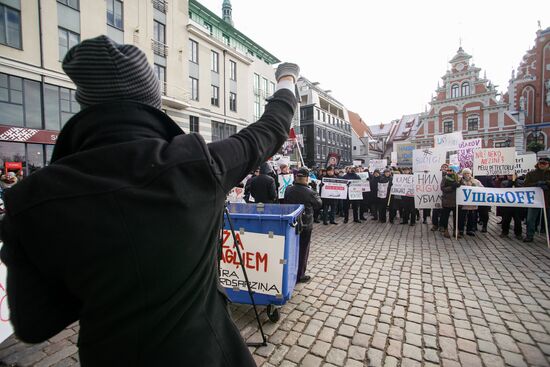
[461,82,470,96]
[451,84,459,98]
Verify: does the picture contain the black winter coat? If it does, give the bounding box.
[0,89,296,366]
[247,174,277,203]
[284,182,322,229]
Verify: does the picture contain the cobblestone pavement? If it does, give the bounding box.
[2,216,550,366]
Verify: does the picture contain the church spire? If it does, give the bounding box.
[222,0,233,27]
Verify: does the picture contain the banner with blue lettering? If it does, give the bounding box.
[456,186,545,208]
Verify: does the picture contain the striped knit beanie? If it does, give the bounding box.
[62,35,161,109]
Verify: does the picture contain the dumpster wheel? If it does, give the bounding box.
[266,304,280,323]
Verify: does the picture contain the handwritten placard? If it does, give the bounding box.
[369,159,387,172]
[434,131,463,151]
[390,174,415,197]
[278,174,294,199]
[413,148,446,172]
[473,147,516,176]
[413,171,443,209]
[458,138,482,169]
[515,153,537,176]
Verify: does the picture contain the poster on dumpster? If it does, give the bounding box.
[434,131,463,151]
[413,171,443,209]
[278,174,294,199]
[473,147,516,176]
[0,244,12,343]
[227,187,246,203]
[458,138,482,169]
[390,174,415,197]
[394,142,415,166]
[515,153,537,176]
[348,181,364,200]
[219,230,285,296]
[412,148,446,172]
[321,178,348,199]
[369,159,387,172]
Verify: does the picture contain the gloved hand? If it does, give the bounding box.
[451,182,460,189]
[275,62,300,83]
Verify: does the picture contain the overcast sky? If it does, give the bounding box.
[199,0,550,125]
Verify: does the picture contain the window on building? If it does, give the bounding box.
[494,141,511,148]
[189,77,198,100]
[222,33,230,45]
[467,117,478,131]
[153,64,166,95]
[262,78,268,95]
[461,82,470,97]
[106,0,123,29]
[322,112,326,122]
[153,20,165,44]
[254,96,260,120]
[57,0,79,9]
[189,39,198,63]
[204,22,212,35]
[443,120,453,133]
[58,27,80,60]
[0,2,22,49]
[229,60,236,81]
[0,74,42,129]
[211,121,236,141]
[44,84,79,130]
[189,115,199,133]
[316,127,321,140]
[527,132,545,146]
[451,84,459,98]
[316,109,320,121]
[211,85,219,106]
[229,92,237,112]
[253,73,260,94]
[211,51,219,73]
[269,82,275,96]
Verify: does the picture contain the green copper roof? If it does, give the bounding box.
[189,0,280,64]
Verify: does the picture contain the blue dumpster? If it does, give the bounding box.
[220,203,304,320]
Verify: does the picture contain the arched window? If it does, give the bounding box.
[451,84,459,98]
[461,82,470,96]
[443,120,453,133]
[522,86,536,124]
[527,131,545,146]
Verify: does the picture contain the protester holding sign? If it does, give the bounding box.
[440,167,461,238]
[369,170,380,220]
[523,157,550,242]
[320,166,339,225]
[342,167,362,223]
[400,167,416,226]
[376,169,392,223]
[457,168,483,237]
[248,162,278,204]
[499,174,525,240]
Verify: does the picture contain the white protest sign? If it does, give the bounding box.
[0,244,12,343]
[456,186,545,208]
[390,174,415,197]
[434,131,463,151]
[449,154,459,165]
[360,181,371,192]
[473,147,516,176]
[414,171,443,209]
[348,181,364,200]
[357,172,369,181]
[413,148,446,172]
[220,230,285,296]
[227,187,246,203]
[353,160,362,167]
[377,182,389,199]
[390,152,398,166]
[321,178,348,199]
[278,174,294,199]
[458,138,482,169]
[369,159,387,171]
[515,153,537,176]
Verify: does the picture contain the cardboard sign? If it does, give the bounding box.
[390,174,415,197]
[321,178,348,199]
[456,186,545,208]
[219,230,285,296]
[434,131,463,151]
[413,148,446,172]
[278,174,294,199]
[515,153,537,176]
[414,171,443,209]
[227,187,246,203]
[473,147,516,176]
[369,159,387,172]
[348,181,364,200]
[458,138,482,169]
[0,244,12,343]
[377,182,389,199]
[394,142,415,166]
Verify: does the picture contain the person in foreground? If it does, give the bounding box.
[0,35,299,366]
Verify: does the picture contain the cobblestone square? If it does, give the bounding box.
[2,218,550,366]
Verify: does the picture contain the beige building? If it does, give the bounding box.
[0,0,279,176]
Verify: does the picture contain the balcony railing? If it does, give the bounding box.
[151,39,168,57]
[152,0,167,13]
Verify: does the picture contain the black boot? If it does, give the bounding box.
[481,224,487,233]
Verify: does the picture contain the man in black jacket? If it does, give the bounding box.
[0,35,299,366]
[342,167,361,223]
[284,168,322,283]
[247,162,278,203]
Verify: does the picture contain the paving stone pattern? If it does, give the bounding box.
[2,217,550,366]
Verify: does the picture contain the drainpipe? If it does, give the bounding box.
[38,0,46,172]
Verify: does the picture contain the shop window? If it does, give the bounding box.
[44,83,79,131]
[0,74,42,128]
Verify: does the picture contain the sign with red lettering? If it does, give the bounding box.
[219,230,285,296]
[4,162,22,170]
[0,244,12,343]
[473,147,515,176]
[320,178,348,199]
[0,126,58,145]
